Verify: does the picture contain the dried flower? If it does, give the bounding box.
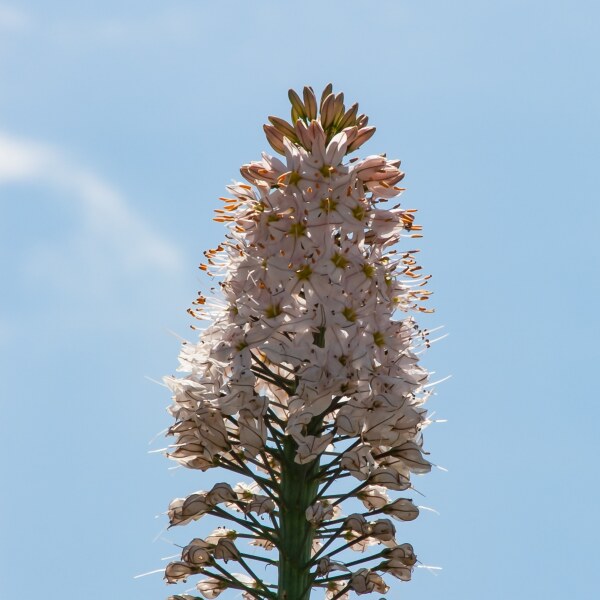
[214,538,240,563]
[207,482,238,505]
[384,543,417,566]
[181,539,212,566]
[370,518,396,544]
[382,497,420,521]
[349,569,389,595]
[164,562,198,584]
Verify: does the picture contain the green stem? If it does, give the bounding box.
[277,436,319,600]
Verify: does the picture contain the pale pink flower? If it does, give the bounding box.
[160,84,440,599]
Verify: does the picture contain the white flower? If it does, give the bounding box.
[245,495,276,515]
[356,485,390,510]
[250,537,275,551]
[325,581,350,600]
[205,527,237,546]
[305,500,335,525]
[340,445,375,480]
[161,85,439,600]
[196,577,227,599]
[368,467,411,491]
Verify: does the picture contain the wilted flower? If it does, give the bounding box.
[382,498,420,521]
[207,482,238,505]
[356,485,390,510]
[213,538,240,563]
[244,494,276,515]
[181,538,212,566]
[380,560,413,581]
[349,569,389,595]
[167,493,211,527]
[343,514,371,536]
[369,518,396,544]
[384,543,417,566]
[316,557,350,576]
[164,562,198,584]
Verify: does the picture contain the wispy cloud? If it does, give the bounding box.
[0,4,201,44]
[0,131,183,274]
[0,3,31,32]
[0,131,185,344]
[45,9,202,46]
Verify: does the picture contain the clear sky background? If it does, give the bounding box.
[1,1,598,599]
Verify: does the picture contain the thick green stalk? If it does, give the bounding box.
[277,436,319,600]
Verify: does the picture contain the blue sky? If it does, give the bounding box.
[1,1,599,599]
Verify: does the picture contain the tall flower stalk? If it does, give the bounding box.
[162,85,436,600]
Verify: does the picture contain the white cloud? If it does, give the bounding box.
[0,131,183,274]
[0,131,187,346]
[0,4,31,32]
[47,9,202,45]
